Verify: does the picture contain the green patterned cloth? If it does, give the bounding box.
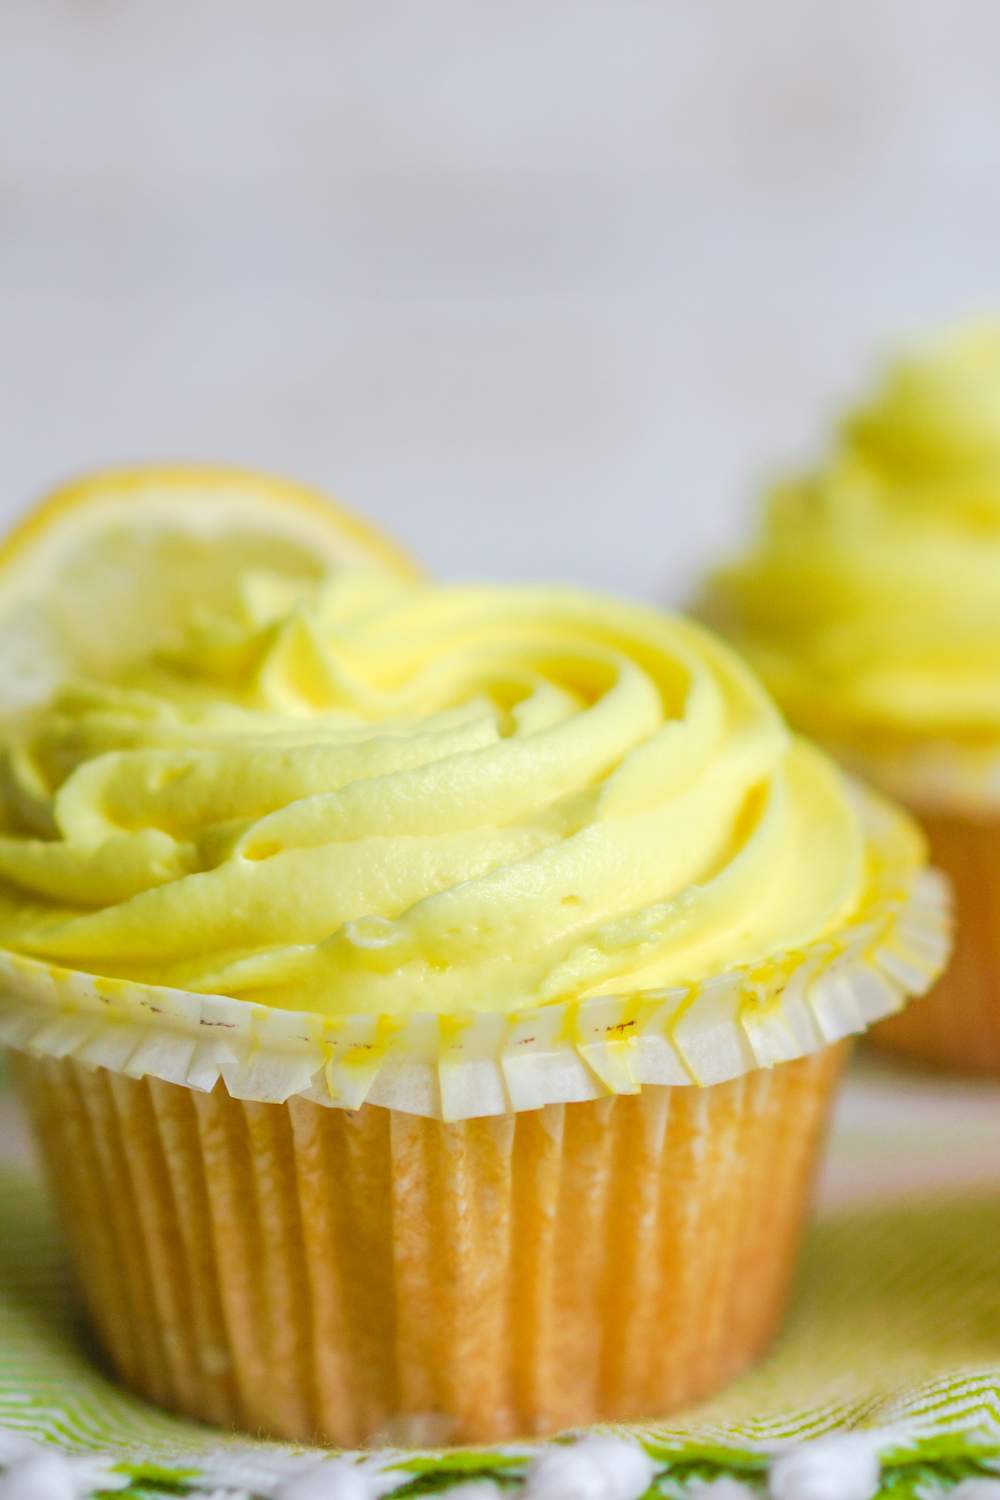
[3,1064,1000,1498]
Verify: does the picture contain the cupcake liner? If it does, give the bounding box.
[872,808,1000,1074]
[833,737,1000,819]
[0,788,949,1121]
[17,1043,845,1446]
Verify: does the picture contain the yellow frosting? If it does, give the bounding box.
[0,574,884,1017]
[707,323,1000,745]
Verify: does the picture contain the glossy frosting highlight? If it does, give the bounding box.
[707,323,1000,744]
[0,575,876,1016]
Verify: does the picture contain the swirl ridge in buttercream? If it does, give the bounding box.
[0,575,879,1016]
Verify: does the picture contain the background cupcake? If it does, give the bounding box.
[0,472,948,1446]
[704,323,1000,1073]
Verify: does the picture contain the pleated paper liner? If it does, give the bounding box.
[0,784,950,1445]
[18,1045,845,1447]
[0,788,948,1120]
[828,736,1000,822]
[872,809,1000,1075]
[815,741,1000,1077]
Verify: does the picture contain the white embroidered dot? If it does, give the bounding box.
[0,1451,78,1500]
[688,1480,759,1499]
[274,1459,375,1500]
[0,1429,46,1465]
[950,1480,1000,1499]
[769,1434,881,1500]
[0,1446,130,1500]
[524,1436,656,1500]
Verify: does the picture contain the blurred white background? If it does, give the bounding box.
[4,0,1000,602]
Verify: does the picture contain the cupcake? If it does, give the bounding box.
[0,481,947,1444]
[704,322,1000,1073]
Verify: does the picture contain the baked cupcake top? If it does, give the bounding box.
[0,572,891,1018]
[705,322,1000,750]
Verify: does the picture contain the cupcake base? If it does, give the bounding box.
[18,1047,844,1446]
[872,810,1000,1075]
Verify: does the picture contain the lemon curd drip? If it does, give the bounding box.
[0,573,891,1017]
[706,323,1000,745]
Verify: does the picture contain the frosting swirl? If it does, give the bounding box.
[706,323,1000,745]
[0,575,873,1016]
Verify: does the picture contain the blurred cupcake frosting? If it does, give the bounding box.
[847,320,1000,492]
[0,572,881,1015]
[705,322,1000,749]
